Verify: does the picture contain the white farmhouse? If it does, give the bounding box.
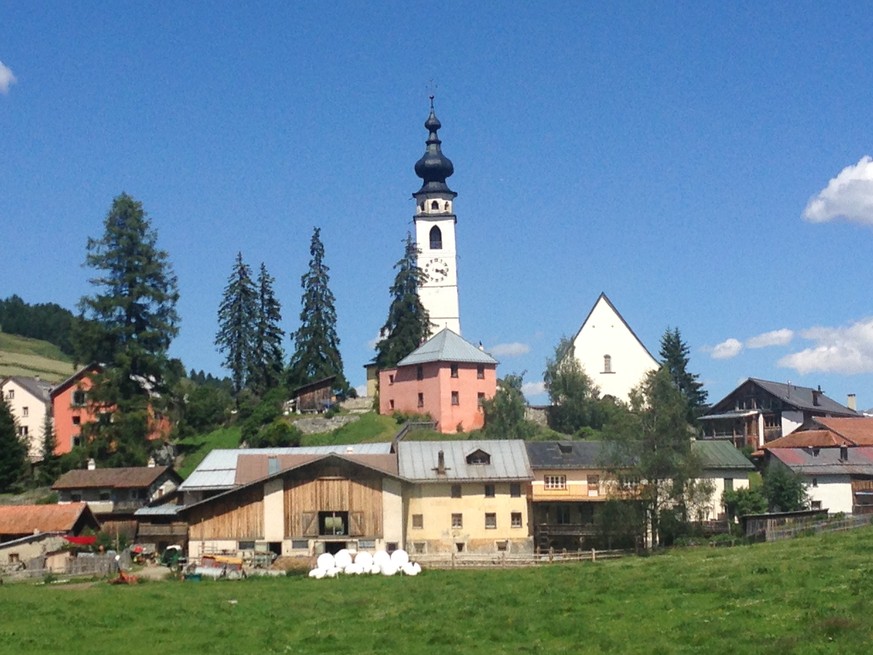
[570,293,658,404]
[0,376,53,461]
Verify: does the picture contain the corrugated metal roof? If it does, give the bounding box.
[397,440,531,481]
[692,441,755,470]
[397,329,498,367]
[769,446,873,475]
[134,505,184,517]
[179,443,394,490]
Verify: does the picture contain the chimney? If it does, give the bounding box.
[268,456,279,475]
[437,450,446,476]
[147,456,156,468]
[812,386,821,407]
[839,445,849,462]
[848,393,857,411]
[87,458,96,471]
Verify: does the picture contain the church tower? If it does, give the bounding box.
[413,98,461,336]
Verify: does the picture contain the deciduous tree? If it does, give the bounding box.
[375,234,431,369]
[482,373,537,440]
[603,367,702,547]
[763,465,808,512]
[288,228,346,392]
[544,337,605,436]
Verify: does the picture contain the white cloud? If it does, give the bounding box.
[354,384,368,398]
[746,328,794,349]
[0,61,16,94]
[778,318,873,374]
[489,342,530,357]
[522,381,546,397]
[710,338,743,360]
[804,156,873,224]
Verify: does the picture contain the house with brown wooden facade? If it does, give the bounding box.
[53,461,182,540]
[700,378,857,450]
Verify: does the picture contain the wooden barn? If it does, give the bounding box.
[181,451,403,559]
[292,376,336,413]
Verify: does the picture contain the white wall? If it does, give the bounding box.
[572,297,657,403]
[0,379,50,461]
[806,474,853,514]
[781,411,804,437]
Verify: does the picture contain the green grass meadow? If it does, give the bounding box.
[0,332,75,382]
[3,527,872,654]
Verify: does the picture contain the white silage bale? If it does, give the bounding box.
[390,549,409,567]
[316,552,335,571]
[334,549,353,569]
[354,551,373,568]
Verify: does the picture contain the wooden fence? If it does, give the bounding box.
[413,548,626,569]
[765,513,873,542]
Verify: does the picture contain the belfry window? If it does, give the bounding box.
[431,200,439,210]
[429,226,442,250]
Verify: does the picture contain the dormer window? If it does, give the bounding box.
[429,226,442,250]
[466,449,491,465]
[558,443,572,455]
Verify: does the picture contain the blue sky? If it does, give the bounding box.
[3,3,873,409]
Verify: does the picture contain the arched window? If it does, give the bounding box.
[431,200,439,210]
[429,226,442,249]
[444,201,450,211]
[603,354,612,373]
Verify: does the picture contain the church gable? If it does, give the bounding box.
[571,293,658,403]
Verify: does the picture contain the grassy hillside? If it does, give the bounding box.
[2,526,872,653]
[0,332,76,382]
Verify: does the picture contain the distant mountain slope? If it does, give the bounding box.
[0,332,76,382]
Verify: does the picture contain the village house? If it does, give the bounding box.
[0,375,53,461]
[0,503,100,572]
[397,440,533,555]
[691,440,755,521]
[766,446,873,514]
[570,293,658,404]
[50,363,172,455]
[53,460,181,539]
[378,328,497,433]
[700,378,857,450]
[180,446,403,560]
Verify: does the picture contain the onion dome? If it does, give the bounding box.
[414,97,456,197]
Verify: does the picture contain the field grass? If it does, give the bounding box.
[0,332,75,382]
[3,527,872,654]
[300,411,399,446]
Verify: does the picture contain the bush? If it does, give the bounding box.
[247,420,302,449]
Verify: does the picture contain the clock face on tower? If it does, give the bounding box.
[424,257,450,283]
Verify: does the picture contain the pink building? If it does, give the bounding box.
[379,329,497,433]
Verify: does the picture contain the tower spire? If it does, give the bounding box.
[413,98,456,199]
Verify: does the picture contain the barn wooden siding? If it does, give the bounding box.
[284,464,384,538]
[188,487,265,540]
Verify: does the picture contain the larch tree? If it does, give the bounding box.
[659,327,708,421]
[216,252,258,397]
[603,367,704,547]
[375,233,431,369]
[75,193,180,466]
[288,228,347,392]
[250,263,285,396]
[0,396,27,492]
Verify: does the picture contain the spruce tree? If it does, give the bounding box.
[216,252,258,396]
[375,234,431,369]
[250,263,285,396]
[0,396,27,492]
[659,327,708,421]
[75,193,180,466]
[38,410,60,485]
[288,228,347,391]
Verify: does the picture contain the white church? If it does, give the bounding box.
[570,293,658,404]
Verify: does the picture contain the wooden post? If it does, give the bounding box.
[591,548,596,562]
